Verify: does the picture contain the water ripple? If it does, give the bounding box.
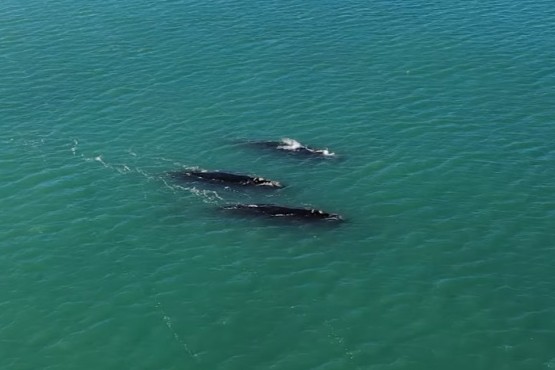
[2,0,555,369]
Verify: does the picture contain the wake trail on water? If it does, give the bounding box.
[73,140,225,205]
[63,137,203,361]
[154,298,199,361]
[118,269,200,363]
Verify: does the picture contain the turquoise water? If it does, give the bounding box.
[2,0,555,368]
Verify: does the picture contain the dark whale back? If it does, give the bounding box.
[245,138,336,157]
[222,204,343,221]
[169,170,283,188]
[191,171,253,184]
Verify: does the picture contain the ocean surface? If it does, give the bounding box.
[1,0,554,369]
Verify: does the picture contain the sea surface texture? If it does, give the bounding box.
[1,0,554,369]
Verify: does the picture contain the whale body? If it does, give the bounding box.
[249,138,336,157]
[222,203,343,221]
[169,170,283,188]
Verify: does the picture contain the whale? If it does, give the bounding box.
[169,170,283,188]
[221,203,343,221]
[247,138,336,157]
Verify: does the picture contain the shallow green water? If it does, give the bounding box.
[1,0,555,369]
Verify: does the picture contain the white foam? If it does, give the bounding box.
[278,137,303,150]
[115,165,132,174]
[94,155,108,167]
[187,186,223,204]
[320,149,336,157]
[278,138,335,156]
[70,139,78,156]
